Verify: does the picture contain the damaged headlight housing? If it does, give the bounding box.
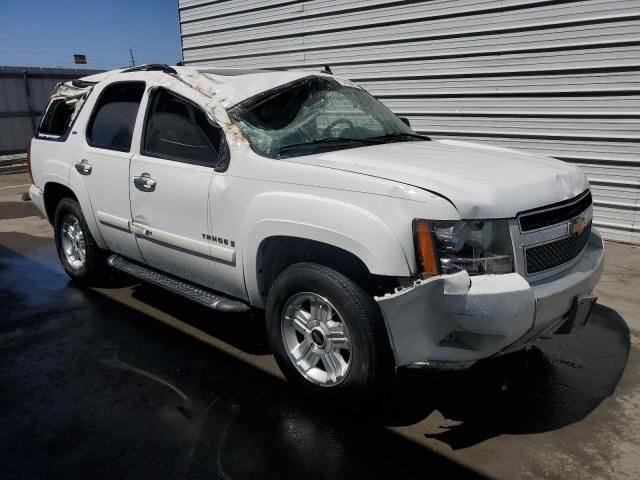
[413,219,514,276]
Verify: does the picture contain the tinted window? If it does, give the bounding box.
[87,82,144,151]
[38,99,75,137]
[143,89,224,165]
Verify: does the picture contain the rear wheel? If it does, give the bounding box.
[266,262,393,397]
[54,197,107,284]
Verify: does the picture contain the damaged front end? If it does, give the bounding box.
[375,271,536,368]
[375,228,605,370]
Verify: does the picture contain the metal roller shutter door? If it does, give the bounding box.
[178,0,640,243]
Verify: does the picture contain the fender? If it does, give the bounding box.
[44,163,107,250]
[242,191,412,306]
[31,136,108,250]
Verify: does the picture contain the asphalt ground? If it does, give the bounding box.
[1,172,639,479]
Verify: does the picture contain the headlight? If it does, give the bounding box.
[413,219,514,276]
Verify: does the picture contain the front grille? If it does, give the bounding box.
[525,221,591,274]
[519,190,592,232]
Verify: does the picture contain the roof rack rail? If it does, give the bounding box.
[122,64,177,74]
[71,79,98,88]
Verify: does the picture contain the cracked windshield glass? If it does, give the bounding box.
[228,76,427,158]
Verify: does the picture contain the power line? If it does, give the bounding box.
[0,40,179,57]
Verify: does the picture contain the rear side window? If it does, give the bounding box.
[142,89,224,165]
[38,99,75,137]
[87,82,144,152]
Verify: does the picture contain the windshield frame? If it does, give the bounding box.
[227,75,428,159]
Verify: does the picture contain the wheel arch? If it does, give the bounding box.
[243,192,412,307]
[256,236,397,301]
[43,180,107,249]
[43,182,78,223]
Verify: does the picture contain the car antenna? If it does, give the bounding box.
[322,65,333,75]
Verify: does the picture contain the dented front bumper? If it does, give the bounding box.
[376,230,605,368]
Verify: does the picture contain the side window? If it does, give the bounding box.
[142,89,224,165]
[87,82,144,152]
[38,99,75,138]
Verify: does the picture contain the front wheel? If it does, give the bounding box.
[266,262,393,397]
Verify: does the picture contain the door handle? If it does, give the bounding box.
[133,173,157,192]
[74,160,92,175]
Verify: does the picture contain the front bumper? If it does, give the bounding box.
[376,229,605,367]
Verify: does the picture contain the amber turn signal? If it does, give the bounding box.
[413,219,439,276]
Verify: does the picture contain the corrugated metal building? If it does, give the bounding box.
[0,66,102,155]
[177,0,640,243]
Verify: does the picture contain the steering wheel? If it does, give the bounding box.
[323,118,354,137]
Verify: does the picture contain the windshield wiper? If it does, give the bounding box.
[370,132,430,142]
[278,137,384,155]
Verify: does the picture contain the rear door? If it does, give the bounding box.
[76,81,145,262]
[129,88,227,288]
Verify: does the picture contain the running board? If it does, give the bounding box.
[107,255,250,313]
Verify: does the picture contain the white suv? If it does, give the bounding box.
[28,64,604,395]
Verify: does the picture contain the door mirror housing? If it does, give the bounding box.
[398,116,410,127]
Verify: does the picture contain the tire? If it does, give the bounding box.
[266,262,394,398]
[53,197,107,284]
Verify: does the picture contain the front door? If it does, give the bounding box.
[129,88,227,288]
[77,81,146,262]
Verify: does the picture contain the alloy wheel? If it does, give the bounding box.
[281,292,352,386]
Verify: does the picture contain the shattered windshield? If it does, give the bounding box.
[227,76,427,159]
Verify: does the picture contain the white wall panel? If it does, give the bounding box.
[179,0,640,243]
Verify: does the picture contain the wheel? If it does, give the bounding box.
[266,262,393,397]
[53,197,106,284]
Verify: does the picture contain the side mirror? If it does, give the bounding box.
[398,116,410,127]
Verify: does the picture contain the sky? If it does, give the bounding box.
[0,0,182,70]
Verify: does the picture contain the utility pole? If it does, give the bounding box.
[129,49,136,67]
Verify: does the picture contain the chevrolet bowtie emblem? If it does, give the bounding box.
[570,217,587,237]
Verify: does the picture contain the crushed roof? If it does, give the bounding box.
[78,65,329,107]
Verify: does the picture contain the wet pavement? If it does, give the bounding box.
[1,173,639,479]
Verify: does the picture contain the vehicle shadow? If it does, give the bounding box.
[129,276,631,450]
[1,241,631,472]
[379,304,630,449]
[1,244,488,479]
[129,282,271,355]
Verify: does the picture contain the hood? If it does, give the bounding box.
[287,139,588,219]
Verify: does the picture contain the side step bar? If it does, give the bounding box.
[107,255,250,313]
